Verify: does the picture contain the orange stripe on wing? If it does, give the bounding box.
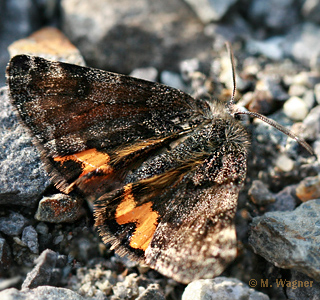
[54,148,111,177]
[115,184,159,251]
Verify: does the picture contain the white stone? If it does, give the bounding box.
[275,154,295,172]
[283,96,308,121]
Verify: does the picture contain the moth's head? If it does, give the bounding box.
[225,42,314,155]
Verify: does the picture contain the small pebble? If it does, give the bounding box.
[283,96,308,121]
[130,67,158,82]
[275,154,295,172]
[160,71,185,90]
[296,175,320,202]
[288,84,308,97]
[21,226,39,254]
[35,194,83,223]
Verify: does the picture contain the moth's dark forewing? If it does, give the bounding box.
[95,115,250,283]
[7,55,209,154]
[7,55,210,191]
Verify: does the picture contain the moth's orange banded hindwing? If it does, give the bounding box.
[115,184,159,251]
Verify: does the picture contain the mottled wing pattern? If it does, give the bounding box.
[95,117,250,283]
[145,183,239,283]
[6,55,209,195]
[7,54,251,284]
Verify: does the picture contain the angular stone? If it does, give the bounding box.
[0,286,85,300]
[22,249,58,289]
[35,194,83,223]
[0,88,50,207]
[21,225,39,254]
[61,0,212,75]
[0,212,28,236]
[249,199,320,281]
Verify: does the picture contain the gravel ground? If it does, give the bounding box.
[1,1,320,299]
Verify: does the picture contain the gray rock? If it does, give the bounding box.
[290,71,320,89]
[35,194,83,223]
[21,226,39,254]
[182,277,270,300]
[274,153,295,172]
[310,50,320,71]
[183,0,238,22]
[61,0,212,76]
[267,185,299,212]
[246,37,284,60]
[284,22,320,66]
[248,0,300,32]
[0,286,85,300]
[0,212,28,236]
[249,199,320,281]
[0,87,51,207]
[248,77,288,114]
[35,222,49,235]
[22,249,59,289]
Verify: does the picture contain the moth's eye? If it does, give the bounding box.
[234,114,242,121]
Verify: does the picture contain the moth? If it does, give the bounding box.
[6,47,312,284]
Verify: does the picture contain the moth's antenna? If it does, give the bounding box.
[225,42,314,155]
[226,42,236,106]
